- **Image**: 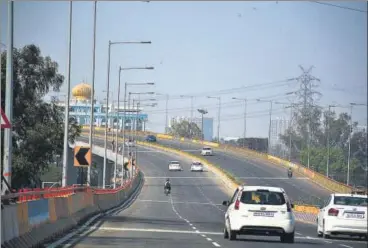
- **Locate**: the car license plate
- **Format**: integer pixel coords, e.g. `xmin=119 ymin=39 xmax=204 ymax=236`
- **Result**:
xmin=253 ymin=212 xmax=274 ymax=217
xmin=346 ymin=213 xmax=364 ymax=219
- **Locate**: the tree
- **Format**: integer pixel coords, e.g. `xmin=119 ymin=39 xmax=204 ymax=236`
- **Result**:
xmin=280 ymin=105 xmax=367 ymax=186
xmin=1 ymin=45 xmax=81 ymax=189
xmin=169 ymin=120 xmax=202 ymax=139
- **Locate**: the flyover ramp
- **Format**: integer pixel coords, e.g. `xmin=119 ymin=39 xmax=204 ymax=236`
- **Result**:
xmin=61 ymin=136 xmax=367 ymax=248
xmin=152 ymin=137 xmax=331 ymax=206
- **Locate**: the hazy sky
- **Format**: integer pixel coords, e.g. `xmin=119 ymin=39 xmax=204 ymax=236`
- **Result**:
xmin=1 ymin=1 xmax=367 ymax=138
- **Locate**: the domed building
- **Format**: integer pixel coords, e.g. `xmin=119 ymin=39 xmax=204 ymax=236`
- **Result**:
xmin=72 ymin=83 xmax=92 ymax=101
xmin=55 ymin=82 xmax=148 ymax=130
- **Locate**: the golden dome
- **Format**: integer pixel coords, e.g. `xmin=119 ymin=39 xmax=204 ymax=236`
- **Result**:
xmin=72 ymin=83 xmax=91 ymax=100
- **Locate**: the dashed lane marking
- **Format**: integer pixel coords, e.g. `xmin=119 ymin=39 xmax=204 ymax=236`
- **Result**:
xmin=168 ymin=194 xmax=222 ymax=247
xmin=90 ymin=227 xmax=223 ymax=235
xmin=138 ymin=199 xmax=223 ymax=206
xmin=339 ymin=245 xmax=353 ymax=248
xmin=212 ymin=242 xmax=221 ymax=247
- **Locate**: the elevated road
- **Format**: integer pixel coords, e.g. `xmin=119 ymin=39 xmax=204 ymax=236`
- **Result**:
xmin=54 ymin=136 xmax=366 ymax=248
xmin=150 ymin=138 xmax=332 ymax=205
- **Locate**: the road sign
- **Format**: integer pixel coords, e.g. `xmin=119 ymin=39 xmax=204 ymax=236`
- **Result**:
xmin=74 ymin=146 xmax=92 ymax=167
xmin=1 ymin=108 xmax=11 ymax=129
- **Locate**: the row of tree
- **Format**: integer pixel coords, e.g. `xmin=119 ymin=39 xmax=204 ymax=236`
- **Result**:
xmin=1 ymin=45 xmax=81 ymax=189
xmin=280 ymin=106 xmax=367 ymax=186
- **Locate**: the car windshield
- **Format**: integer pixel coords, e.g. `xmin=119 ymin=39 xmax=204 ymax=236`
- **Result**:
xmin=334 ymin=196 xmax=367 ymax=206
xmin=240 ymin=190 xmax=286 ymax=205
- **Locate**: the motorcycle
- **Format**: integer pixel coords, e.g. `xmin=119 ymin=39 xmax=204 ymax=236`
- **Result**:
xmin=164 ymin=187 xmax=171 ymax=196
xmin=287 ymin=171 xmax=293 ymax=178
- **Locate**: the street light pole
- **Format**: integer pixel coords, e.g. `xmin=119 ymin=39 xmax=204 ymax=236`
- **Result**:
xmin=62 ymin=1 xmax=73 ymax=187
xmin=232 ymin=97 xmax=247 ymax=147
xmin=326 ymin=104 xmax=334 ymax=178
xmin=102 ymin=41 xmax=112 ymax=189
xmin=103 ymin=41 xmax=151 ymax=189
xmin=113 ymin=67 xmax=122 ymax=189
xmin=347 ymin=102 xmax=367 ymax=185
xmin=88 ymin=0 xmax=97 ymax=186
xmin=3 ymin=0 xmax=14 ymax=192
xmin=207 ymin=96 xmax=221 ymax=142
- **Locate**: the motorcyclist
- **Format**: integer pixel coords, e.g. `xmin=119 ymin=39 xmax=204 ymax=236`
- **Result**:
xmin=287 ymin=167 xmax=293 ymax=177
xmin=164 ymin=178 xmax=171 ymax=193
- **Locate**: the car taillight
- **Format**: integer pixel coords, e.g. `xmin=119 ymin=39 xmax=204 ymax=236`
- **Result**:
xmin=234 ymin=199 xmax=240 ymax=210
xmin=328 ymin=208 xmax=339 ymax=216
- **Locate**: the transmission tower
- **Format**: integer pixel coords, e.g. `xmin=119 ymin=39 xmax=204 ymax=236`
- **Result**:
xmin=293 ymin=66 xmax=322 ymax=167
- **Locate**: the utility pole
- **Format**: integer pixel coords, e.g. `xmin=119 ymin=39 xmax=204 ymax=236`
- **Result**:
xmin=62 ymin=1 xmax=73 ymax=187
xmin=165 ymin=94 xmax=169 ymax=133
xmin=3 ymin=0 xmax=14 ymax=193
xmin=88 ymin=0 xmax=97 ymax=186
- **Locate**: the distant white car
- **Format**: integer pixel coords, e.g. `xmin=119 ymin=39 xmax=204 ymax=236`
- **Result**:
xmin=168 ymin=161 xmax=183 ymax=171
xmin=222 ymin=185 xmax=295 ymax=243
xmin=190 ymin=161 xmax=204 ymax=172
xmin=125 ymin=140 xmax=135 ymax=147
xmin=201 ymin=147 xmax=213 ymax=156
xmin=317 ymin=193 xmax=367 ymax=240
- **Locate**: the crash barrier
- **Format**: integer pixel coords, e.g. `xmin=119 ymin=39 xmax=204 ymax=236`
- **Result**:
xmin=1 ymin=169 xmax=143 ymax=248
xmin=81 ymin=127 xmax=354 ymax=194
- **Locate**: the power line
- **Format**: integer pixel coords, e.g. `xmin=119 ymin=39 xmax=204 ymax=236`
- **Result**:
xmin=144 ymin=93 xmax=294 ymax=115
xmin=310 ymin=1 xmax=367 ymax=13
xmin=148 ymin=78 xmax=296 ymax=101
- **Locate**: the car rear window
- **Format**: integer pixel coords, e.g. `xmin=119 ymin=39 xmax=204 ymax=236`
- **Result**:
xmin=334 ymin=196 xmax=367 ymax=206
xmin=193 ymin=162 xmax=202 ymax=165
xmin=240 ymin=190 xmax=286 ymax=205
xmin=203 ymin=148 xmax=211 ymax=150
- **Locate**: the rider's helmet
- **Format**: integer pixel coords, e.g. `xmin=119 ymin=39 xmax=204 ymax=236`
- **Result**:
xmin=166 ymin=178 xmax=170 ymax=182
xmin=288 ymin=167 xmax=292 ymax=171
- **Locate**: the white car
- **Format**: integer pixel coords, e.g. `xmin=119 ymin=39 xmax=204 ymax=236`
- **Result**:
xmin=201 ymin=147 xmax=213 ymax=156
xmin=190 ymin=161 xmax=204 ymax=172
xmin=222 ymin=185 xmax=295 ymax=243
xmin=168 ymin=161 xmax=183 ymax=171
xmin=317 ymin=193 xmax=367 ymax=239
xmin=125 ymin=140 xmax=135 ymax=147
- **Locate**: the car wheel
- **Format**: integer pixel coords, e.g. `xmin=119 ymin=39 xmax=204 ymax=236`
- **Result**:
xmin=316 ymin=218 xmax=323 ymax=237
xmin=280 ymin=232 xmax=294 ymax=243
xmin=226 ymin=219 xmax=236 ymax=240
xmin=223 ymin=227 xmax=229 ymax=239
xmin=322 ymin=221 xmax=330 ymax=239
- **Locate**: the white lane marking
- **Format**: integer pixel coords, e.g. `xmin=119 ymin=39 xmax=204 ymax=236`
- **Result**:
xmin=238 ymin=177 xmax=309 ymax=180
xmin=195 ymin=185 xmax=225 ymax=213
xmin=295 ymin=232 xmax=302 ymax=235
xmin=138 ymin=199 xmax=223 ymax=206
xmin=324 ymin=240 xmax=332 ymax=243
xmin=201 ymin=234 xmax=206 ymax=237
xmin=168 ymin=194 xmax=223 ymax=247
xmin=96 ymin=227 xmax=223 ymax=235
xmin=145 ymin=176 xmax=218 ymax=179
xmin=340 ymin=245 xmax=353 ymax=248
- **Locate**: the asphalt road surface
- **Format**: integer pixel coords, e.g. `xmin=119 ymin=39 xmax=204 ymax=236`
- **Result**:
xmin=55 ymin=137 xmax=367 ymax=248
xmin=148 ymin=137 xmax=332 ymax=205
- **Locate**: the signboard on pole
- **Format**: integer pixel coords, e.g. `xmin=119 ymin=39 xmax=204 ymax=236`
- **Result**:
xmin=1 ymin=108 xmax=11 ymax=129
xmin=74 ymin=146 xmax=92 ymax=167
